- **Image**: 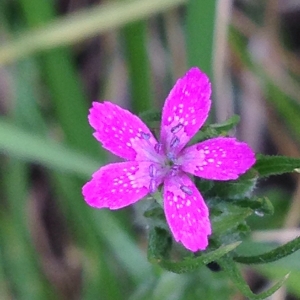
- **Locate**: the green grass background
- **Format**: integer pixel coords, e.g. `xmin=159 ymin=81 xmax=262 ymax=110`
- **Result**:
xmin=0 ymin=0 xmax=300 ymax=299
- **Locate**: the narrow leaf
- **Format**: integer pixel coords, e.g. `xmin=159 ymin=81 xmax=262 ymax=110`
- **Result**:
xmin=255 ymin=154 xmax=300 ymax=178
xmin=225 ymin=197 xmax=274 ymax=216
xmin=0 ymin=119 xmax=100 ymax=177
xmin=210 ymin=114 xmax=240 ymax=132
xmin=191 ymin=115 xmax=240 ymax=144
xmin=0 ymin=0 xmax=187 ymax=65
xmin=219 ymin=256 xmax=289 ymax=299
xmin=156 ymin=242 xmax=241 ymax=274
xmin=234 ymin=236 xmax=300 ymax=265
xmin=122 ymin=20 xmax=152 ymax=113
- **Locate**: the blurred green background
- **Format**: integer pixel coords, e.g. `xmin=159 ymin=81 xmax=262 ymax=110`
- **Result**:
xmin=1 ymin=0 xmax=300 ymax=299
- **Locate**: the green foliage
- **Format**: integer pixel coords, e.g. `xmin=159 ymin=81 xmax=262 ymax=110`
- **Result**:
xmin=186 ymin=0 xmax=217 ymax=79
xmin=140 ymin=106 xmax=300 ymax=299
xmin=0 ymin=119 xmax=100 ymax=177
xmin=218 ymin=256 xmax=288 ymax=300
xmin=255 ymin=155 xmax=300 ymax=178
xmin=122 ymin=20 xmax=153 ymax=113
xmin=234 ymin=236 xmax=300 ymax=265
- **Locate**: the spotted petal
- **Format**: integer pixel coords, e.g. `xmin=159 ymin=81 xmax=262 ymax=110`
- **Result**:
xmin=160 ymin=67 xmax=211 ymax=156
xmin=180 ymin=137 xmax=256 ymax=180
xmin=82 ymin=161 xmax=158 ymax=209
xmin=163 ymin=174 xmax=211 ymax=251
xmin=89 ymin=102 xmax=158 ymax=161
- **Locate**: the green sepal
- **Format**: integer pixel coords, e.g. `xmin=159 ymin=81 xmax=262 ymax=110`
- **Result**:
xmin=218 ymin=255 xmax=289 ymax=299
xmin=234 ymin=236 xmax=300 ymax=265
xmin=143 ymin=200 xmax=164 ymax=219
xmin=206 ymin=169 xmax=257 ymax=199
xmin=211 ymin=203 xmax=253 ymax=236
xmin=194 ymin=177 xmax=214 ymax=194
xmin=143 ymin=199 xmax=169 ymax=231
xmin=147 ymin=227 xmax=172 ymax=262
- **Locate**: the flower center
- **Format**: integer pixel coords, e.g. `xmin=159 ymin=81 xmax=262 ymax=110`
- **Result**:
xmin=143 ymin=122 xmax=190 ymax=194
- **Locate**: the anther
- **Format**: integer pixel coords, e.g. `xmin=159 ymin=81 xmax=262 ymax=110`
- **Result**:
xmin=171 ymin=164 xmax=180 ymax=172
xmin=149 ymin=164 xmax=157 ymax=177
xmin=171 ymin=123 xmax=183 ymax=134
xmin=154 ymin=143 xmax=162 ymax=153
xmin=170 ymin=136 xmax=180 ymax=149
xmin=149 ymin=179 xmax=156 ymax=193
xmin=141 ymin=132 xmax=150 ymax=140
xmin=170 ymin=164 xmax=180 ymax=176
xmin=180 ymin=185 xmax=193 ymax=195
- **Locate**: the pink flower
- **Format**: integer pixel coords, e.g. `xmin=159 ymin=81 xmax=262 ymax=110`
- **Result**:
xmin=82 ymin=67 xmax=256 ymax=252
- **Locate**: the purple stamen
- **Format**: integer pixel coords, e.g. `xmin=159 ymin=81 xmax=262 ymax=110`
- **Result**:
xmin=155 ymin=143 xmax=162 ymax=153
xmin=170 ymin=164 xmax=180 ymax=176
xmin=149 ymin=179 xmax=156 ymax=193
xmin=171 ymin=123 xmax=183 ymax=134
xmin=170 ymin=136 xmax=180 ymax=149
xmin=172 ymin=164 xmax=180 ymax=172
xmin=180 ymin=185 xmax=193 ymax=195
xmin=149 ymin=164 xmax=157 ymax=177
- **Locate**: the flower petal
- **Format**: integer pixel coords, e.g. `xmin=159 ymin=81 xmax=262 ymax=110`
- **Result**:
xmin=181 ymin=137 xmax=256 ymax=180
xmin=82 ymin=161 xmax=157 ymax=209
xmin=89 ymin=101 xmax=158 ymax=161
xmin=160 ymin=67 xmax=211 ymax=155
xmin=163 ymin=174 xmax=211 ymax=252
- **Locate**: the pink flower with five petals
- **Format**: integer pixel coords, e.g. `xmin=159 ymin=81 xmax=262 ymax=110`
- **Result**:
xmin=82 ymin=67 xmax=256 ymax=252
